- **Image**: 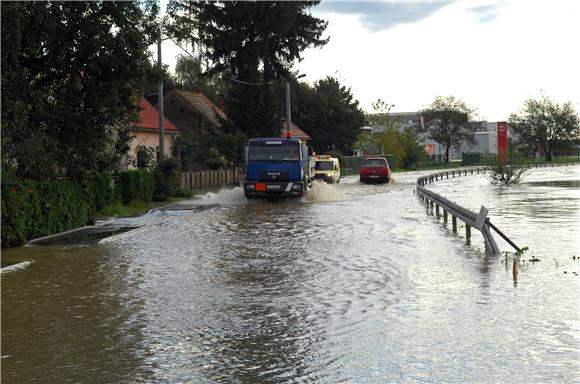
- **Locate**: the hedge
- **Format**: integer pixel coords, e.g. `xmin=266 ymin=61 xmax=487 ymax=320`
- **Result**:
xmin=1 ymin=169 xmax=155 ymax=249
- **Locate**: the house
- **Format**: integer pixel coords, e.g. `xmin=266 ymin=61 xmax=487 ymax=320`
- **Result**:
xmin=161 ymin=89 xmax=226 ymax=137
xmin=281 ymin=120 xmax=311 ymax=144
xmin=121 ymin=97 xmax=178 ymax=170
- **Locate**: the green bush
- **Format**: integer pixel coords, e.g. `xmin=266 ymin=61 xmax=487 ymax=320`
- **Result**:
xmin=1 ymin=168 xmax=157 ymax=248
xmin=153 ymin=159 xmax=180 ymax=201
xmin=118 ymin=170 xmax=154 ymax=204
xmin=1 ymin=172 xmax=95 ymax=248
xmin=173 ymin=188 xmax=193 ymax=198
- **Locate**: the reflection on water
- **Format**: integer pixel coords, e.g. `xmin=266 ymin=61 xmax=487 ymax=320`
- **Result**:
xmin=2 ymin=166 xmax=579 ymax=383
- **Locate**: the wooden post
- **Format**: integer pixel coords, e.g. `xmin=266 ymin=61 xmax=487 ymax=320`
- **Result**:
xmin=452 ymin=216 xmax=457 ymax=233
xmin=443 ymin=209 xmax=448 ymax=223
xmin=466 ymin=224 xmax=471 ymax=240
xmin=436 ymin=204 xmax=440 ymax=217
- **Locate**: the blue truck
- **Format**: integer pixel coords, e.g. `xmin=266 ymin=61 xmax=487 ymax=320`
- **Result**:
xmin=243 ymin=137 xmax=314 ymax=199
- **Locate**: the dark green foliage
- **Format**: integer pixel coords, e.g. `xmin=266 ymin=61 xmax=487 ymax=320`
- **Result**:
xmin=132 ymin=146 xmax=156 ymax=170
xmin=1 ymin=171 xmax=98 ymax=248
xmin=153 ymin=159 xmax=181 ymax=201
xmin=421 ymin=96 xmax=476 ymax=163
xmin=1 ymin=168 xmax=156 ymax=248
xmin=509 ymin=96 xmax=580 ymax=161
xmin=293 ymin=76 xmax=366 ymax=154
xmin=1 ymin=1 xmax=159 ymax=181
xmin=119 ymin=170 xmax=154 ymax=205
xmin=167 ymin=0 xmax=328 ymax=138
xmin=206 ymin=147 xmax=226 ymax=170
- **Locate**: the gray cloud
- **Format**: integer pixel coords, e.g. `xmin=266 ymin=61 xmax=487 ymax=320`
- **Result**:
xmin=316 ymin=1 xmax=454 ymax=32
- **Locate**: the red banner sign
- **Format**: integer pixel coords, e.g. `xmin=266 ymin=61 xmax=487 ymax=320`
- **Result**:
xmin=497 ymin=121 xmax=508 ymax=163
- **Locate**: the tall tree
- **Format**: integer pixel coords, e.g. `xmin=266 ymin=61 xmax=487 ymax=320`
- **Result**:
xmin=1 ymin=1 xmax=159 ymax=180
xmin=509 ymin=96 xmax=580 ymax=161
xmin=293 ymin=76 xmax=365 ymax=154
xmin=172 ymin=55 xmax=226 ymax=104
xmin=167 ymin=0 xmax=328 ymax=137
xmin=421 ymin=96 xmax=476 ymax=163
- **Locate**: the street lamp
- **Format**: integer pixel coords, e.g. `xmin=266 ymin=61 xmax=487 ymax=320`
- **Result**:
xmin=285 ymin=74 xmax=306 ymax=135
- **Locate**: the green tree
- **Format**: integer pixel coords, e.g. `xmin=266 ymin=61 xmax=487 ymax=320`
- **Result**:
xmin=173 ymin=54 xmax=226 ymax=104
xmin=293 ymin=76 xmax=365 ymax=154
xmin=1 ymin=1 xmax=159 ymax=181
xmin=167 ymin=0 xmax=328 ymax=137
xmin=509 ymin=96 xmax=580 ymax=161
xmin=421 ymin=96 xmax=476 ymax=163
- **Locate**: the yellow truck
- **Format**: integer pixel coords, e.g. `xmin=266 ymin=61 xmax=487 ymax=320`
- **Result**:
xmin=313 ymin=155 xmax=341 ymax=183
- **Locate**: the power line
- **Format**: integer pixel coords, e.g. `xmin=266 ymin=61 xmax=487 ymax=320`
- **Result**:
xmin=167 ymin=37 xmax=280 ymax=86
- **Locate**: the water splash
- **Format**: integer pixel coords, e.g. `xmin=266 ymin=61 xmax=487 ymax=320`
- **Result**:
xmin=305 ymin=180 xmax=348 ymax=202
xmin=200 ymin=187 xmax=247 ymax=204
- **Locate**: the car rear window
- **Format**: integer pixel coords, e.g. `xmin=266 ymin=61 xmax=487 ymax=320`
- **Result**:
xmin=363 ymin=158 xmax=387 ymax=166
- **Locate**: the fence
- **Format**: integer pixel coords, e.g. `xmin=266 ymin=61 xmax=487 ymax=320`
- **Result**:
xmin=415 ymin=167 xmax=521 ymax=255
xmin=179 ymin=167 xmax=243 ymax=190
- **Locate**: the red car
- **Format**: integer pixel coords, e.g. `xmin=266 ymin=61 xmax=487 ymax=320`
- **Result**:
xmin=359 ymin=157 xmax=391 ymax=183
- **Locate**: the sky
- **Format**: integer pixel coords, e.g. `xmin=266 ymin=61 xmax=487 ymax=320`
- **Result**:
xmin=157 ymin=0 xmax=580 ymax=122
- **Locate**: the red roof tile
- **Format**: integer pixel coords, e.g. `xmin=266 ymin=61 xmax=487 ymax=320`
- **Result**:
xmin=136 ymin=97 xmax=177 ymax=132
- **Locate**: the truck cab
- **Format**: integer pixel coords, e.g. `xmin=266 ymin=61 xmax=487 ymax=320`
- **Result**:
xmin=243 ymin=137 xmax=312 ymax=198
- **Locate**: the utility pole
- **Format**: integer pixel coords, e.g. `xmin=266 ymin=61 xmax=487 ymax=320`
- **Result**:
xmin=285 ymin=80 xmax=292 ymax=135
xmin=158 ymin=23 xmax=165 ymax=162
xmin=284 ymin=74 xmax=305 ymax=136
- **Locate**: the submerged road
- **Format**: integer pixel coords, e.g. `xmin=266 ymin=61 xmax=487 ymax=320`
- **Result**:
xmin=2 ymin=167 xmax=579 ymax=383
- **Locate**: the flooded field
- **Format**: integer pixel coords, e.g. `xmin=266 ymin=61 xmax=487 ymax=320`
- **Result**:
xmin=2 ymin=166 xmax=579 ymax=383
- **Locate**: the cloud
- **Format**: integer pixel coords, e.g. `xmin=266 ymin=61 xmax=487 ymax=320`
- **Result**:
xmin=316 ymin=1 xmax=454 ymax=32
xmin=467 ymin=2 xmax=503 ymax=23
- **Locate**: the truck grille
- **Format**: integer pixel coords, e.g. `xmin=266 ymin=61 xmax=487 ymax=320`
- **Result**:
xmin=258 ymin=171 xmax=290 ymax=181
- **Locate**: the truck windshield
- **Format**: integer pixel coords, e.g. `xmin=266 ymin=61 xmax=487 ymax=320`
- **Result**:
xmin=248 ymin=144 xmax=300 ymax=161
xmin=315 ymin=161 xmax=333 ymax=170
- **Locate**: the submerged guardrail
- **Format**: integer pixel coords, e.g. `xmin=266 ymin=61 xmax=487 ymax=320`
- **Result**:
xmin=415 ymin=167 xmax=520 ymax=255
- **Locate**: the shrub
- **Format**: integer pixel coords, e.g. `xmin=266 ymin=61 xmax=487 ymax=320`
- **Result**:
xmin=484 ymin=158 xmax=532 ymax=185
xmin=119 ymin=170 xmax=154 ymax=204
xmin=1 ymin=172 xmax=95 ymax=248
xmin=153 ymin=158 xmax=180 ymax=201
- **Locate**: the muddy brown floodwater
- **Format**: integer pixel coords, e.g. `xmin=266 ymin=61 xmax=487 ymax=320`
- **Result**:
xmin=2 ymin=166 xmax=579 ymax=383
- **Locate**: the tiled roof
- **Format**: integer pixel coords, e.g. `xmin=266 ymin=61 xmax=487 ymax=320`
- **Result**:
xmin=136 ymin=97 xmax=177 ymax=132
xmin=173 ymin=90 xmax=226 ymax=129
xmin=281 ymin=120 xmax=311 ymax=141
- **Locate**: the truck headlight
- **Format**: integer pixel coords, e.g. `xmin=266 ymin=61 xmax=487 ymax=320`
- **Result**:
xmin=246 ymin=184 xmax=255 ymax=190
xmin=292 ymin=183 xmax=302 ymax=191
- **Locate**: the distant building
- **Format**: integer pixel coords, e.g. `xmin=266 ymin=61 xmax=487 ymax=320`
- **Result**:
xmin=361 ymin=111 xmax=511 ymax=159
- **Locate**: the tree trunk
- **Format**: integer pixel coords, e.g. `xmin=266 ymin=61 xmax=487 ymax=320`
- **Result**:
xmin=444 ymin=142 xmax=451 ymax=163
xmin=542 ymin=142 xmax=552 ymax=161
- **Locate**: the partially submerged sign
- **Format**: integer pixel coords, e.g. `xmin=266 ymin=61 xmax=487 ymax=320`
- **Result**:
xmin=475 ymin=205 xmax=489 ymax=230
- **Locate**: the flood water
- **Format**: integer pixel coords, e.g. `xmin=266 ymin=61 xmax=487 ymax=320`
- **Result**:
xmin=2 ymin=166 xmax=579 ymax=383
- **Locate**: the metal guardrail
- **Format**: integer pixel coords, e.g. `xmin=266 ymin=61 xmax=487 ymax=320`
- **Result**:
xmin=416 ymin=167 xmax=514 ymax=255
